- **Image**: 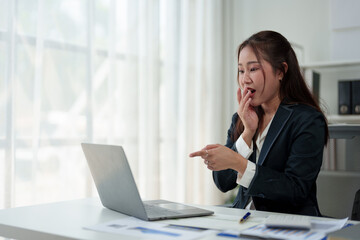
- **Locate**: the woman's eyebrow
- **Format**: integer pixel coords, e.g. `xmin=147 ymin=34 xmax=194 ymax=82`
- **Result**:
xmin=238 ymin=61 xmax=260 ymax=66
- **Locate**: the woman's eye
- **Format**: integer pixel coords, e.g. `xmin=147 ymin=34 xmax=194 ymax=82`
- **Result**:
xmin=238 ymin=70 xmax=244 ymax=74
xmin=250 ymin=67 xmax=258 ymax=72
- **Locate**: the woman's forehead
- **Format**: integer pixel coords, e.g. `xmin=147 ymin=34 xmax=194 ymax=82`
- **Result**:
xmin=238 ymin=47 xmax=261 ymax=65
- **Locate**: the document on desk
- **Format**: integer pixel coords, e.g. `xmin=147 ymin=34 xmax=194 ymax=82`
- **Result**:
xmin=163 ymin=213 xmax=263 ymax=231
xmin=220 ymin=217 xmax=348 ymax=240
xmin=84 ymin=216 xmax=217 ymax=240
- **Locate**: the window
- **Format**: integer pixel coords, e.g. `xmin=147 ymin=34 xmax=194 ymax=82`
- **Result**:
xmin=0 ymin=0 xmax=236 ymax=209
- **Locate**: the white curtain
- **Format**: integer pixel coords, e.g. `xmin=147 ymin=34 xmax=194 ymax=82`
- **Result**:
xmin=0 ymin=0 xmax=238 ymax=209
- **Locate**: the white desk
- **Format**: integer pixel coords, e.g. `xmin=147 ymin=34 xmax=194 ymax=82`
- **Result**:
xmin=0 ymin=198 xmax=355 ymax=240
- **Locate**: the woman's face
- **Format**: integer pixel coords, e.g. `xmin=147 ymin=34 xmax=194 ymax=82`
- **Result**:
xmin=238 ymin=46 xmax=282 ymax=108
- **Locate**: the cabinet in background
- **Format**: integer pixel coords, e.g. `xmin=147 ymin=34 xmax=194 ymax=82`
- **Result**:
xmin=302 ymin=60 xmax=360 ymax=218
xmin=302 ymin=59 xmax=360 ymax=123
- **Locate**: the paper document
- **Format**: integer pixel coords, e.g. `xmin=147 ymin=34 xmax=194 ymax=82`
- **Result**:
xmin=219 ymin=217 xmax=348 ymax=240
xmin=84 ymin=216 xmax=217 ymax=240
xmin=162 ymin=213 xmax=263 ymax=231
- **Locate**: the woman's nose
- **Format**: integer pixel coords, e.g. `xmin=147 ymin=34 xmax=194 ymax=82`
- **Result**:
xmin=241 ymin=72 xmax=251 ymax=84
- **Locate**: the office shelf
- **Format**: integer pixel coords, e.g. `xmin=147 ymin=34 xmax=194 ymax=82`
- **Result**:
xmin=329 ymin=124 xmax=360 ymax=139
xmin=301 ymin=60 xmax=360 ymax=173
xmin=327 ymin=115 xmax=360 ymax=124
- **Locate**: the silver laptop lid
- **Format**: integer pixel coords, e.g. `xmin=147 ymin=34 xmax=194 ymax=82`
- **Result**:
xmin=81 ymin=143 xmax=148 ymax=220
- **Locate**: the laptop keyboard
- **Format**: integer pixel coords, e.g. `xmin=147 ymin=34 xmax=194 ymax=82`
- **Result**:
xmin=144 ymin=203 xmax=181 ymax=218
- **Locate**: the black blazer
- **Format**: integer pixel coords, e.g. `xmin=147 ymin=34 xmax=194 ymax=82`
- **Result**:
xmin=213 ymin=103 xmax=326 ymax=216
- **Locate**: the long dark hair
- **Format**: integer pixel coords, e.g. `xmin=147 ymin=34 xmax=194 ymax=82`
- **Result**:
xmin=233 ymin=30 xmax=328 ymax=144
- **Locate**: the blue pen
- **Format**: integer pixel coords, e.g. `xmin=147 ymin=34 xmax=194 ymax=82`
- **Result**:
xmin=239 ymin=212 xmax=251 ymax=223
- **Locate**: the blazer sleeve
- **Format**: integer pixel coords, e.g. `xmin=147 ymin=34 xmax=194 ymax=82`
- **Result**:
xmin=246 ymin=110 xmax=326 ymax=206
xmin=212 ymin=113 xmax=239 ymax=192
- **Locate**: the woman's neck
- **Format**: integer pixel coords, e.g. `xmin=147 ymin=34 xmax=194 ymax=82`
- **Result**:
xmin=261 ymin=97 xmax=281 ymax=117
xmin=258 ymin=97 xmax=280 ymax=135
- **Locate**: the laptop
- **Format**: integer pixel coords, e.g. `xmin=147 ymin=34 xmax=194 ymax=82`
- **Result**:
xmin=81 ymin=143 xmax=214 ymax=221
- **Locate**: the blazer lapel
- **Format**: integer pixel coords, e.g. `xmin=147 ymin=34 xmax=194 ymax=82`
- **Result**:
xmin=257 ymin=104 xmax=293 ymax=166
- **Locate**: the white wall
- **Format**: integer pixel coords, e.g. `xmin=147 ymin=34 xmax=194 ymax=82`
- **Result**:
xmin=234 ymin=0 xmax=360 ymax=62
xmin=228 ymin=0 xmax=360 ymax=116
xmin=232 ymin=0 xmax=360 ymax=116
xmin=331 ymin=0 xmax=360 ymax=60
xmin=235 ymin=0 xmax=332 ymax=63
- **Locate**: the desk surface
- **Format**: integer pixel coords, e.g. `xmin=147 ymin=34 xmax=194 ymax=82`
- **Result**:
xmin=0 ymin=198 xmax=356 ymax=240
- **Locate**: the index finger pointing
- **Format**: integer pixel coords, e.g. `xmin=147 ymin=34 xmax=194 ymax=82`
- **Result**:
xmin=189 ymin=150 xmax=206 ymax=158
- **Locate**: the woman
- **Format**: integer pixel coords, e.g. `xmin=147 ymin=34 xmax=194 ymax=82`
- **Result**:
xmin=189 ymin=30 xmax=328 ymax=216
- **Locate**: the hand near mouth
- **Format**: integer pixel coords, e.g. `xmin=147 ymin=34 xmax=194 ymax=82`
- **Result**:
xmin=237 ymin=87 xmax=259 ymax=145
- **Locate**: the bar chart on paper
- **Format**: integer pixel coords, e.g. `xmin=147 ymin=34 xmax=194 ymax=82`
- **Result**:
xmin=219 ymin=217 xmax=348 ymax=240
xmin=240 ymin=225 xmax=324 ymax=240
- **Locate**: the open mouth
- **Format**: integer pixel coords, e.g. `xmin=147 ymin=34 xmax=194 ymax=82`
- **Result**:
xmin=248 ymin=88 xmax=256 ymax=94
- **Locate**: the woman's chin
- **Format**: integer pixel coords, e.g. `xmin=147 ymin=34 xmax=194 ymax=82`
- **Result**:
xmin=250 ymin=101 xmax=260 ymax=107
